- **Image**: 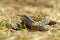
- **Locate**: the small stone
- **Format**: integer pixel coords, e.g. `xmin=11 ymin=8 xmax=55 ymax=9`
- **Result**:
xmin=39 ymin=19 xmax=49 ymax=26
xmin=6 ymin=23 xmax=21 ymax=30
xmin=39 ymin=25 xmax=51 ymax=31
xmin=32 ymin=23 xmax=51 ymax=31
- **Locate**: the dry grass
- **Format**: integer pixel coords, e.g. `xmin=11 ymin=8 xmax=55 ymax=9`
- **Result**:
xmin=0 ymin=0 xmax=60 ymax=40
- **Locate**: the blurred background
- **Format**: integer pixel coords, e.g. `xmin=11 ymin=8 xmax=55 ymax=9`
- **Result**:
xmin=0 ymin=0 xmax=60 ymax=40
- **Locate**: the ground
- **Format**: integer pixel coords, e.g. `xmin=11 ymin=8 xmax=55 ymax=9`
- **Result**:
xmin=0 ymin=0 xmax=60 ymax=40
